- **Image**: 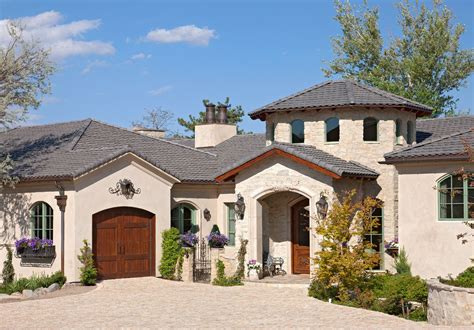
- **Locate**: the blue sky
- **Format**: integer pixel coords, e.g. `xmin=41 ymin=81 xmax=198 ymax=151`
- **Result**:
xmin=1 ymin=0 xmax=473 ymax=135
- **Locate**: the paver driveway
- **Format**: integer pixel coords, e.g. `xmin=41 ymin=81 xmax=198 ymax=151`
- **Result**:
xmin=0 ymin=277 xmax=428 ymax=328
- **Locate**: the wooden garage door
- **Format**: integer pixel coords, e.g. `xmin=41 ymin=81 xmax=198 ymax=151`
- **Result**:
xmin=93 ymin=207 xmax=155 ymax=279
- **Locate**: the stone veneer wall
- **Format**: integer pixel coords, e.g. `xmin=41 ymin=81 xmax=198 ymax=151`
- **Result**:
xmin=266 ymin=107 xmax=416 ymax=268
xmin=427 ymin=279 xmax=474 ymax=326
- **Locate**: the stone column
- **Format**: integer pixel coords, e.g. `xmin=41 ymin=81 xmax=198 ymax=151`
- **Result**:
xmin=181 ymin=248 xmax=194 ymax=283
xmin=210 ymin=248 xmax=224 ymax=283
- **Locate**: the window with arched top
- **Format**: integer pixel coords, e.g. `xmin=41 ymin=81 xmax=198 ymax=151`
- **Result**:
xmin=407 ymin=121 xmax=414 ymax=144
xmin=395 ymin=119 xmax=403 ymax=145
xmin=325 ymin=117 xmax=340 ymax=142
xmin=171 ymin=204 xmax=197 ymax=234
xmin=363 ymin=117 xmax=378 ymax=141
xmin=30 ymin=202 xmax=53 ymax=240
xmin=438 ymin=174 xmax=473 ymax=220
xmin=291 ymin=120 xmax=305 ymax=143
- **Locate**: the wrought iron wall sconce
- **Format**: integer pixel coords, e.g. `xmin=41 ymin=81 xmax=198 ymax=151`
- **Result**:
xmin=234 ymin=193 xmax=246 ymax=220
xmin=109 ymin=179 xmax=141 ymax=199
xmin=203 ymin=208 xmax=211 ymax=221
xmin=316 ymin=192 xmax=328 ymax=219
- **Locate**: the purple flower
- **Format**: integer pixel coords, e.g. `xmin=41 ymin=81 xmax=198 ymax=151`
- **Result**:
xmin=14 ymin=237 xmax=54 ymax=252
xmin=206 ymin=232 xmax=229 ymax=248
xmin=180 ymin=232 xmax=198 ymax=247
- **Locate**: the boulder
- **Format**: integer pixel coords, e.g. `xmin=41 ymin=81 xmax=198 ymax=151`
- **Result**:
xmin=11 ymin=292 xmax=22 ymax=297
xmin=47 ymin=283 xmax=60 ymax=293
xmin=0 ymin=293 xmax=10 ymax=301
xmin=22 ymin=289 xmax=35 ymax=298
xmin=34 ymin=287 xmax=48 ymax=296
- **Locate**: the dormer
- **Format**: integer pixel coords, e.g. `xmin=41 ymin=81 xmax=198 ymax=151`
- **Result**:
xmin=251 ymin=80 xmax=432 ymax=155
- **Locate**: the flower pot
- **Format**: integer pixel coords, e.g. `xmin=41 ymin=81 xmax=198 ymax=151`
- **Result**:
xmin=247 ymin=268 xmax=262 ymax=281
xmin=17 ymin=246 xmax=56 ymax=258
xmin=385 ymin=247 xmax=399 ymax=258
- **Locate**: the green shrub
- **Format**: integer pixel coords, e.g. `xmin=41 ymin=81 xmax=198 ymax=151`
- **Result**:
xmin=210 ymin=225 xmax=221 ymax=234
xmin=308 ymin=279 xmax=339 ymax=301
xmin=77 ymin=239 xmax=97 ymax=286
xmin=0 ymin=271 xmax=66 ymax=294
xmin=2 ymin=245 xmax=15 ymax=285
xmin=369 ymin=274 xmax=427 ymax=304
xmin=394 ymin=248 xmax=411 ymax=275
xmin=440 ymin=266 xmax=474 ymax=288
xmin=408 ymin=307 xmax=427 ymax=321
xmin=212 ymin=260 xmax=242 ymax=286
xmin=159 ymin=228 xmax=182 ymax=280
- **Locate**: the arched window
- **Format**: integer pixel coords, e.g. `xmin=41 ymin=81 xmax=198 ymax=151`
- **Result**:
xmin=171 ymin=204 xmax=197 ymax=234
xmin=268 ymin=122 xmax=275 ymax=142
xmin=438 ymin=174 xmax=473 ymax=220
xmin=325 ymin=117 xmax=340 ymax=142
xmin=291 ymin=120 xmax=305 ymax=143
xmin=407 ymin=121 xmax=414 ymax=144
xmin=395 ymin=119 xmax=402 ymax=145
xmin=364 ymin=206 xmax=383 ymax=270
xmin=30 ymin=202 xmax=53 ymax=240
xmin=363 ymin=117 xmax=378 ymax=141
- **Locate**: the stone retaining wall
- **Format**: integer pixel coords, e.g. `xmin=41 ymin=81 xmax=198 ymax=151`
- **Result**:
xmin=427 ymin=279 xmax=474 ymax=326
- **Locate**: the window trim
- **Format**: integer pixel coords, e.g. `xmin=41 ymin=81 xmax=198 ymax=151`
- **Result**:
xmin=226 ymin=203 xmax=236 ymax=246
xmin=290 ymin=119 xmax=305 ymax=144
xmin=30 ymin=202 xmax=53 ymax=240
xmin=325 ymin=117 xmax=340 ymax=143
xmin=437 ymin=174 xmax=473 ymax=221
xmin=171 ymin=203 xmax=197 ymax=234
xmin=363 ymin=117 xmax=379 ymax=142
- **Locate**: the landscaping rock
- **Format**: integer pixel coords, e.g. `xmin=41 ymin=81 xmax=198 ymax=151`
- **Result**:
xmin=11 ymin=292 xmax=22 ymax=297
xmin=47 ymin=283 xmax=60 ymax=293
xmin=34 ymin=288 xmax=48 ymax=296
xmin=0 ymin=294 xmax=10 ymax=301
xmin=22 ymin=289 xmax=35 ymax=299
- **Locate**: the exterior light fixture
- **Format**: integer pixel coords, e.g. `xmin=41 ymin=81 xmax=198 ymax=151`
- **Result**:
xmin=109 ymin=179 xmax=141 ymax=199
xmin=316 ymin=192 xmax=328 ymax=219
xmin=203 ymin=208 xmax=211 ymax=221
xmin=234 ymin=193 xmax=246 ymax=220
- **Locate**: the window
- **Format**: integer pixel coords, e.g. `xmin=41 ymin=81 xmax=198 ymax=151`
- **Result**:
xmin=395 ymin=119 xmax=402 ymax=145
xmin=363 ymin=117 xmax=378 ymax=141
xmin=171 ymin=204 xmax=197 ymax=234
xmin=226 ymin=203 xmax=236 ymax=246
xmin=407 ymin=121 xmax=414 ymax=144
xmin=325 ymin=117 xmax=340 ymax=142
xmin=268 ymin=122 xmax=275 ymax=142
xmin=291 ymin=120 xmax=305 ymax=143
xmin=364 ymin=207 xmax=383 ymax=270
xmin=438 ymin=174 xmax=474 ymax=220
xmin=30 ymin=202 xmax=53 ymax=240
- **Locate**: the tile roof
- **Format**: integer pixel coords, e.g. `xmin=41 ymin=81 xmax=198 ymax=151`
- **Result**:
xmin=249 ymin=80 xmax=433 ymax=120
xmin=416 ymin=116 xmax=474 ymax=143
xmin=384 ymin=128 xmax=474 ymax=163
xmin=217 ymin=142 xmax=379 ymax=180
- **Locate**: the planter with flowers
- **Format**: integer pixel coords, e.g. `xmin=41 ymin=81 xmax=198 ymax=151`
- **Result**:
xmin=247 ymin=259 xmax=262 ymax=280
xmin=384 ymin=239 xmax=399 ymax=258
xmin=180 ymin=231 xmax=199 ymax=248
xmin=15 ymin=237 xmax=56 ymax=259
xmin=207 ymin=232 xmax=229 ymax=249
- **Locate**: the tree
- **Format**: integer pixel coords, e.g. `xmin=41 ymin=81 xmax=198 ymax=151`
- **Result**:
xmin=1 ymin=244 xmax=15 ymax=285
xmin=324 ymin=0 xmax=474 ymax=117
xmin=77 ymin=239 xmax=97 ymax=286
xmin=132 ymin=107 xmax=175 ymax=131
xmin=0 ymin=21 xmax=55 ymax=188
xmin=177 ymin=97 xmax=246 ymax=136
xmin=312 ymin=190 xmax=382 ymax=301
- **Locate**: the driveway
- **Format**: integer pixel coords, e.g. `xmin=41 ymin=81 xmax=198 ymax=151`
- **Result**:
xmin=0 ymin=277 xmax=427 ymax=328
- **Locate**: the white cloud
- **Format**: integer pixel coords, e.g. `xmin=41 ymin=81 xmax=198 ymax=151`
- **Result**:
xmin=131 ymin=52 xmax=152 ymax=60
xmin=145 ymin=25 xmax=215 ymax=46
xmin=148 ymin=85 xmax=173 ymax=96
xmin=0 ymin=11 xmax=115 ymax=59
xmin=81 ymin=60 xmax=109 ymax=75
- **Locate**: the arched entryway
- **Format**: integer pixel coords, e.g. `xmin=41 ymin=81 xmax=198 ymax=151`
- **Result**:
xmin=259 ymin=191 xmax=310 ymax=275
xmin=92 ymin=207 xmax=155 ymax=279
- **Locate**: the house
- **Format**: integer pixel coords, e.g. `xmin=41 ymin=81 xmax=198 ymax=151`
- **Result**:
xmin=0 ymin=80 xmax=472 ymax=282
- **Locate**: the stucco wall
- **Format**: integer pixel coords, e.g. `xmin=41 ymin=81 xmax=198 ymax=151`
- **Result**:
xmin=397 ymin=162 xmax=474 ymax=279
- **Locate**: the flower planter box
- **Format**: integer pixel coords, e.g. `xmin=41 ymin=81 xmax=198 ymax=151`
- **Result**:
xmin=16 ymin=246 xmax=56 ymax=259
xmin=385 ymin=247 xmax=399 ymax=258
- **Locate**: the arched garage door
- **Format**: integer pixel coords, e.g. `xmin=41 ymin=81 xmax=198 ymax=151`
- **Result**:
xmin=93 ymin=207 xmax=155 ymax=279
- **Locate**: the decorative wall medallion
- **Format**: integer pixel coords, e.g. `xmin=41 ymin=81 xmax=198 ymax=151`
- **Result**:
xmin=109 ymin=179 xmax=141 ymax=199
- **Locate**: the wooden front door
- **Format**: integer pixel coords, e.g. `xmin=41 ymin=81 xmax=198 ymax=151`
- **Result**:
xmin=93 ymin=207 xmax=155 ymax=279
xmin=292 ymin=199 xmax=310 ymax=274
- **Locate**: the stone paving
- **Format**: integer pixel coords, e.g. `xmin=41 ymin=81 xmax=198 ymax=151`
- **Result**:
xmin=0 ymin=277 xmax=430 ymax=328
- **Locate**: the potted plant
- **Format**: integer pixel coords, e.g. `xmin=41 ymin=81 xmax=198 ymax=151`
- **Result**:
xmin=206 ymin=232 xmax=229 ymax=248
xmin=384 ymin=239 xmax=399 ymax=258
xmin=180 ymin=231 xmax=198 ymax=248
xmin=15 ymin=237 xmax=55 ymax=258
xmin=247 ymin=259 xmax=262 ymax=280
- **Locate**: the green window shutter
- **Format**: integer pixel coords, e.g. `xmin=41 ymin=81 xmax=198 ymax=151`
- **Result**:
xmin=227 ymin=203 xmax=236 ymax=246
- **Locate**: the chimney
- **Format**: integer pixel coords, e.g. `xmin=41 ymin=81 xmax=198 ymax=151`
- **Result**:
xmin=132 ymin=126 xmax=166 ymax=139
xmin=195 ymin=102 xmax=236 ymax=148
xmin=205 ymin=103 xmax=216 ymax=123
xmin=217 ymin=104 xmax=228 ymax=124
